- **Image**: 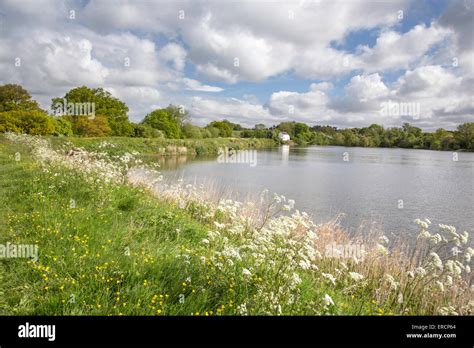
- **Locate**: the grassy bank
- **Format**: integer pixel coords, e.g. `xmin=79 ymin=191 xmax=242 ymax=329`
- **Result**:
xmin=0 ymin=133 xmax=472 ymax=315
xmin=48 ymin=136 xmax=276 ymax=157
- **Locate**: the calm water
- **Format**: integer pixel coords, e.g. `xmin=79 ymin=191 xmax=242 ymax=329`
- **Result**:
xmin=156 ymin=146 xmax=474 ymax=241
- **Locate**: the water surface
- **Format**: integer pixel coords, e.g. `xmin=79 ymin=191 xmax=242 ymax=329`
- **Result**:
xmin=157 ymin=146 xmax=474 ymax=241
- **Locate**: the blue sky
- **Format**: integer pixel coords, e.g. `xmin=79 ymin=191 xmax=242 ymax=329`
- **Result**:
xmin=0 ymin=0 xmax=472 ymax=129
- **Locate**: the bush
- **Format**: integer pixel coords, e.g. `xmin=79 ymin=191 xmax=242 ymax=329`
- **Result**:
xmin=182 ymin=124 xmax=203 ymax=139
xmin=206 ymin=126 xmax=220 ymax=138
xmin=133 ymin=124 xmax=164 ymax=138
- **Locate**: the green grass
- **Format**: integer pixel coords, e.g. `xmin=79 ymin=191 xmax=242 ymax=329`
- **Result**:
xmin=0 ymin=138 xmax=223 ymax=315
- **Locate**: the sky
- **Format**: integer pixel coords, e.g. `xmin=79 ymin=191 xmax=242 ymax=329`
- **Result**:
xmin=0 ymin=0 xmax=473 ymax=130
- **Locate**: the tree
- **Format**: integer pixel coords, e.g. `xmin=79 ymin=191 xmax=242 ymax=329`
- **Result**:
xmin=206 ymin=121 xmax=232 ymax=137
xmin=142 ymin=108 xmax=181 ymax=139
xmin=0 ymin=112 xmax=21 ymax=133
xmin=222 ymin=119 xmax=242 ymax=131
xmin=0 ymin=110 xmax=55 ymax=135
xmin=52 ymin=116 xmax=73 ymax=136
xmin=51 ymin=86 xmax=133 ymax=136
xmin=360 ymin=124 xmax=384 ymax=147
xmin=456 ymin=122 xmax=474 ymax=150
xmin=164 ymin=104 xmax=190 ymax=130
xmin=73 ymin=116 xmax=112 ymax=137
xmin=0 ymin=84 xmax=43 ymax=112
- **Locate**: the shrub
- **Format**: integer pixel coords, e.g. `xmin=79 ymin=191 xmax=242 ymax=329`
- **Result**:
xmin=182 ymin=124 xmax=203 ymax=139
xmin=133 ymin=124 xmax=164 ymax=138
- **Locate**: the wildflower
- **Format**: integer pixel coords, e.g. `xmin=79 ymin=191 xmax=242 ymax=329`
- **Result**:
xmin=445 ymin=260 xmax=454 ymax=273
xmin=429 ymin=233 xmax=442 ymax=244
xmin=439 ymin=306 xmax=458 ymax=316
xmin=436 ymin=281 xmax=445 ymax=292
xmin=237 ymin=303 xmax=248 ymax=315
xmin=298 ymin=259 xmax=311 ymax=270
xmin=417 ymin=229 xmax=431 ymax=240
xmin=453 ymin=261 xmax=463 ymax=276
xmin=291 ymin=273 xmax=302 ymax=285
xmin=415 ymin=218 xmax=430 ymax=230
xmin=214 ymin=221 xmax=226 ymax=229
xmin=322 ymin=273 xmax=336 ymax=286
xmin=439 ymin=224 xmax=458 ymax=237
xmin=460 ymin=231 xmax=469 ymax=244
xmin=349 ymin=272 xmax=364 ymax=282
xmin=384 ymin=274 xmax=399 ymax=291
xmin=464 ymin=247 xmax=473 ymax=262
xmin=445 ymin=260 xmax=462 ymax=276
xmin=201 ymin=239 xmax=210 ymax=245
xmin=445 ymin=275 xmax=453 ymax=286
xmin=242 ymin=268 xmax=252 ymax=277
xmin=415 ymin=267 xmax=426 ymax=277
xmin=429 ymin=252 xmax=443 ymax=271
xmin=323 ymin=294 xmax=334 ymax=307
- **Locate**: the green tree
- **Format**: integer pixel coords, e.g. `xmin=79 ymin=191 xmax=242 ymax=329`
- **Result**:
xmin=52 ymin=86 xmax=133 ymax=136
xmin=52 ymin=116 xmax=73 ymax=136
xmin=206 ymin=121 xmax=232 ymax=137
xmin=456 ymin=122 xmax=474 ymax=150
xmin=164 ymin=104 xmax=190 ymax=128
xmin=221 ymin=119 xmax=243 ymax=131
xmin=142 ymin=109 xmax=181 ymax=139
xmin=73 ymin=115 xmax=112 ymax=137
xmin=0 ymin=110 xmax=55 ymax=135
xmin=0 ymin=84 xmax=43 ymax=112
xmin=0 ymin=112 xmax=21 ymax=133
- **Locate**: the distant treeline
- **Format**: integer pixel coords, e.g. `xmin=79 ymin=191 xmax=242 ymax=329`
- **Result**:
xmin=0 ymin=84 xmax=473 ymax=151
xmin=240 ymin=122 xmax=474 ymax=151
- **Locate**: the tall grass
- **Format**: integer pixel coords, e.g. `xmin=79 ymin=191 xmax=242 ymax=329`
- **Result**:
xmin=48 ymin=136 xmax=276 ymax=157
